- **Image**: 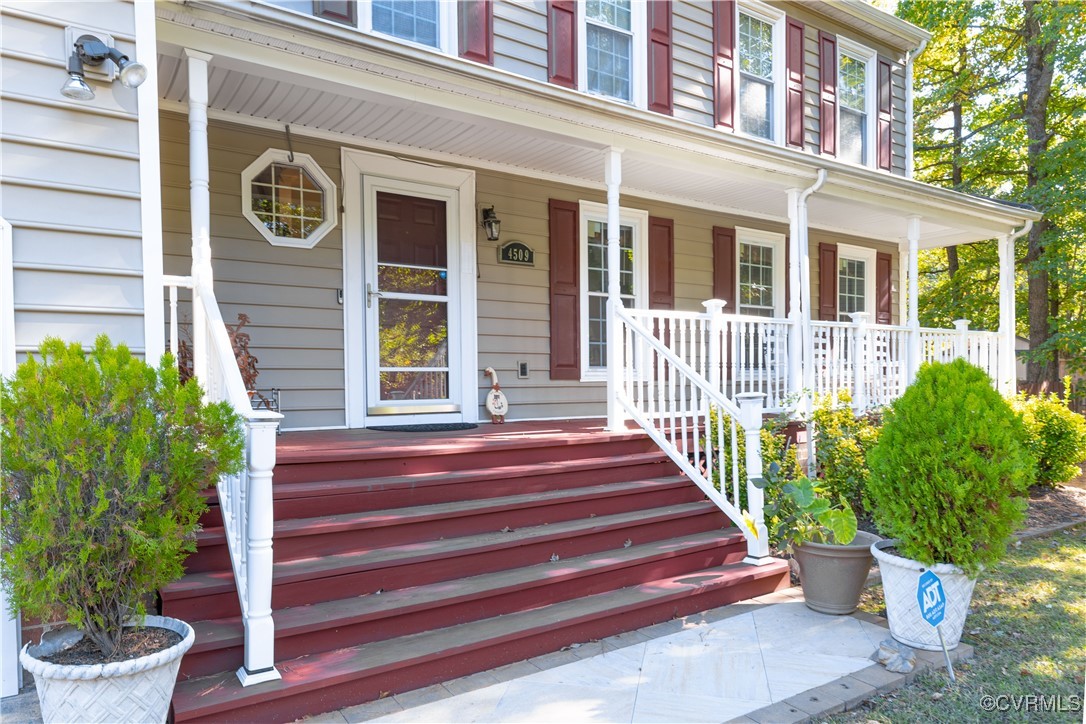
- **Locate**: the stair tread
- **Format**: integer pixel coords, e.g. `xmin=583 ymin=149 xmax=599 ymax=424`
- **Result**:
xmin=187 ymin=528 xmax=745 ymax=652
xmin=269 ymin=451 xmax=671 ymax=500
xmin=167 ymin=501 xmax=723 ymax=599
xmin=198 ymin=476 xmax=691 ymax=543
xmin=172 ymin=559 xmax=789 ymax=719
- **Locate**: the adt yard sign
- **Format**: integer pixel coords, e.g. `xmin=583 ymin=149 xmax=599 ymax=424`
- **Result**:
xmin=917 ymin=570 xmax=946 ymax=628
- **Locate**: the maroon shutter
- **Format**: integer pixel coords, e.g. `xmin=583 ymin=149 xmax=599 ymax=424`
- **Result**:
xmin=818 ymin=242 xmax=838 ymax=321
xmin=548 ymin=1 xmax=577 ymax=89
xmin=647 ymin=1 xmax=673 ymax=115
xmin=314 ymin=1 xmax=355 ymax=25
xmin=785 ymin=17 xmax=805 ymax=148
xmin=819 ymin=31 xmax=837 ymax=156
xmin=648 ymin=217 xmax=675 ymax=309
xmin=713 ymin=0 xmax=736 ymax=131
xmin=549 ymin=199 xmax=580 ymax=379
xmin=713 ymin=226 xmax=737 ymax=309
xmin=877 ymin=57 xmax=893 ymax=171
xmin=459 ymin=0 xmax=493 ymax=65
xmin=876 ymin=251 xmax=893 ymax=324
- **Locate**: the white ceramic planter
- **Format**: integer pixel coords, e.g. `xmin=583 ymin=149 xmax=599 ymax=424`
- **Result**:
xmin=20 ymin=615 xmax=194 ymax=724
xmin=871 ymin=539 xmax=976 ymax=651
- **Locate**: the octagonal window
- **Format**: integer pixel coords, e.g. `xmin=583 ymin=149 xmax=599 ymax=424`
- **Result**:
xmin=242 ymin=149 xmax=337 ymax=248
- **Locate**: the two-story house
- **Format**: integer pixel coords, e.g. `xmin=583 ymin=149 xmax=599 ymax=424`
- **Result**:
xmin=1 ymin=1 xmax=1039 ymax=719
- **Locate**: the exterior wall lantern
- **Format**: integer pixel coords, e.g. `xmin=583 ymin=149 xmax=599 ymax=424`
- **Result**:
xmin=61 ymin=34 xmax=147 ymax=101
xmin=481 ymin=207 xmax=501 ymax=241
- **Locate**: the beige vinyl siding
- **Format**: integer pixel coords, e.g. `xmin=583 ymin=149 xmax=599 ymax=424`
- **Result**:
xmin=803 ymin=23 xmax=821 ymax=155
xmin=159 ymin=113 xmax=346 ymax=430
xmin=493 ymin=1 xmax=548 ymax=83
xmin=672 ymin=1 xmax=715 ymax=127
xmin=809 ymin=231 xmax=900 ymax=325
xmin=891 ymin=61 xmax=907 ymax=176
xmin=1 ymin=2 xmax=145 ymax=355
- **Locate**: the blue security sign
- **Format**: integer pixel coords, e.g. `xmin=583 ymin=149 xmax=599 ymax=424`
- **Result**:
xmin=917 ymin=570 xmax=946 ymax=628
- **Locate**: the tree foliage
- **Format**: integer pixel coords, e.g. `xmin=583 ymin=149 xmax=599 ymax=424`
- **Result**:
xmin=898 ymin=0 xmax=1086 ymax=396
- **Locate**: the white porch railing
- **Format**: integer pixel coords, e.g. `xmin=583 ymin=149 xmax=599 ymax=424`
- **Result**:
xmin=615 ymin=305 xmax=771 ymax=562
xmin=920 ymin=321 xmax=1000 ymax=383
xmin=164 ymin=275 xmax=283 ymax=686
xmin=810 ymin=316 xmax=911 ymax=410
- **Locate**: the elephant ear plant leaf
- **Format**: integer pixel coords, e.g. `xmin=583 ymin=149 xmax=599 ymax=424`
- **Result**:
xmin=0 ymin=336 xmax=244 ymax=659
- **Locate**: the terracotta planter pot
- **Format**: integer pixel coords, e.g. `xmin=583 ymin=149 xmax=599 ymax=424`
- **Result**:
xmin=871 ymin=539 xmax=976 ymax=651
xmin=794 ymin=530 xmax=881 ymax=615
xmin=20 ymin=615 xmax=194 ymax=724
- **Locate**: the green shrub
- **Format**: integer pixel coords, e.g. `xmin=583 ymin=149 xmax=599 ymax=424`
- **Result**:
xmin=811 ymin=391 xmax=881 ymax=515
xmin=1 ymin=336 xmax=244 ymax=658
xmin=1011 ymin=392 xmax=1086 ymax=487
xmin=707 ymin=407 xmax=801 ymax=511
xmin=866 ymin=359 xmax=1034 ymax=577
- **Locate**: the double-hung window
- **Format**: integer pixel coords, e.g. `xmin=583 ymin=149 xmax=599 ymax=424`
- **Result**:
xmin=838 ymin=40 xmax=877 ymax=166
xmin=736 ymin=2 xmax=783 ymax=141
xmin=581 ymin=0 xmax=645 ymax=106
xmin=580 ymin=201 xmax=648 ymax=380
xmin=263 ymin=1 xmax=455 ymax=53
xmin=736 ymin=228 xmax=785 ymax=317
xmin=836 ymin=244 xmax=876 ymax=322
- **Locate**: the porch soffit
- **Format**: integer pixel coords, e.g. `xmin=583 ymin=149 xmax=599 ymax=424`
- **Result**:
xmin=155 ymin=9 xmax=1034 ymax=250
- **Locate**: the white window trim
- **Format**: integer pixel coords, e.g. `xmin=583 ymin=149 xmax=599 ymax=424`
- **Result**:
xmin=579 ymin=200 xmax=649 ymax=381
xmin=736 ymin=0 xmax=786 ymax=145
xmin=837 ymin=243 xmax=877 ymax=320
xmin=241 ymin=149 xmax=338 ymax=249
xmin=360 ymin=0 xmax=457 ymax=55
xmin=837 ymin=37 xmax=878 ymax=169
xmin=735 ymin=227 xmax=786 ymax=318
xmin=577 ymin=0 xmax=648 ymax=108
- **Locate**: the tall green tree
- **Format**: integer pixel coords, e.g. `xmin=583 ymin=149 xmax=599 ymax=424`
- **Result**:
xmin=898 ymin=0 xmax=1086 ymax=396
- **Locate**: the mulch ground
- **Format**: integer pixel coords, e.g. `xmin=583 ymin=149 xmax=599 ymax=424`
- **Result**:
xmin=41 ymin=627 xmax=182 ymax=666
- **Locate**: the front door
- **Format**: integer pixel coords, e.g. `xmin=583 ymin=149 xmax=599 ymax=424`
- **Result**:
xmin=364 ymin=181 xmax=461 ymax=418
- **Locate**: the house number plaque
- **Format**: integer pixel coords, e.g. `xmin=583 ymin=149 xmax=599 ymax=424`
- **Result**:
xmin=499 ymin=241 xmax=534 ymax=266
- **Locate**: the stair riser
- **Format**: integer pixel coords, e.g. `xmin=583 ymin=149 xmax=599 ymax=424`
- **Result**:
xmin=178 ymin=542 xmax=747 ymax=678
xmin=186 ymin=483 xmax=703 ymax=573
xmin=163 ymin=509 xmax=728 ymax=621
xmin=175 ymin=566 xmax=789 ymax=723
xmin=274 ymin=438 xmax=661 ymax=484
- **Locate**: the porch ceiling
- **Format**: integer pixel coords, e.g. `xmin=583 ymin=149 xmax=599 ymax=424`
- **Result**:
xmin=155 ymin=9 xmax=1035 ymax=250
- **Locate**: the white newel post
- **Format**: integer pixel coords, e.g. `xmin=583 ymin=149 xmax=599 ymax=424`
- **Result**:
xmin=238 ymin=413 xmax=282 ymax=685
xmin=703 ymin=299 xmax=727 ymax=396
xmin=997 ymin=233 xmax=1017 ymax=395
xmin=953 ymin=319 xmax=971 ymax=363
xmin=736 ymin=392 xmax=770 ymax=562
xmin=605 ymin=148 xmax=625 ymax=432
xmin=849 ymin=312 xmax=869 ymax=413
xmin=906 ymin=217 xmax=921 ymax=384
xmin=186 ymin=49 xmax=214 ymax=386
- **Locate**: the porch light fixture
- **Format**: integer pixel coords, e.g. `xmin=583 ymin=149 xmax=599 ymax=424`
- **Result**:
xmin=60 ymin=34 xmax=147 ymax=100
xmin=481 ymin=207 xmax=501 ymax=241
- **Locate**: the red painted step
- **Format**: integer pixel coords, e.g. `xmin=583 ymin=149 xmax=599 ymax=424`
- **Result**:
xmin=172 ymin=559 xmax=790 ymax=723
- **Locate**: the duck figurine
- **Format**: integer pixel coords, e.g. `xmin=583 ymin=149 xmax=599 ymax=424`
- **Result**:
xmin=483 ymin=367 xmax=508 ymax=424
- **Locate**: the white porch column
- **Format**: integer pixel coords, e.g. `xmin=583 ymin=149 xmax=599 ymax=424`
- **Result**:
xmin=997 ymin=233 xmax=1017 ymax=395
xmin=786 ymin=189 xmax=803 ymax=404
xmin=186 ymin=49 xmax=214 ymax=385
xmin=906 ymin=216 xmax=921 ymax=383
xmin=605 ymin=148 xmax=625 ymax=431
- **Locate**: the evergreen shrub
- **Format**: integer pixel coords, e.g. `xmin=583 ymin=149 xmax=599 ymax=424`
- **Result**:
xmin=1012 ymin=392 xmax=1086 ymax=487
xmin=866 ymin=359 xmax=1033 ymax=578
xmin=1 ymin=336 xmax=244 ymax=659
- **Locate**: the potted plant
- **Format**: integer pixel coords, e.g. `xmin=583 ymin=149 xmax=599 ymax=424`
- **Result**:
xmin=866 ymin=359 xmax=1034 ymax=651
xmin=1 ymin=336 xmax=244 ymax=723
xmin=757 ymin=460 xmax=880 ymax=615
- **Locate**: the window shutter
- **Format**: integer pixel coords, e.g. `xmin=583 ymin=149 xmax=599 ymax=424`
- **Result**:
xmin=713 ymin=0 xmax=736 ymax=131
xmin=713 ymin=226 xmax=736 ymax=309
xmin=785 ymin=17 xmax=805 ymax=148
xmin=549 ymin=199 xmax=580 ymax=379
xmin=314 ymin=1 xmax=356 ymax=25
xmin=548 ymin=1 xmax=577 ymax=89
xmin=648 ymin=217 xmax=675 ymax=309
xmin=459 ymin=0 xmax=493 ymax=65
xmin=818 ymin=31 xmax=837 ymax=156
xmin=818 ymin=242 xmax=838 ymax=321
xmin=877 ymin=57 xmax=893 ymax=171
xmin=647 ymin=1 xmax=673 ymax=115
xmin=876 ymin=251 xmax=893 ymax=324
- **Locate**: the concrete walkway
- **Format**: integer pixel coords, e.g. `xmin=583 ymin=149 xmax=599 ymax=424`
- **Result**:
xmin=0 ymin=587 xmax=972 ymax=724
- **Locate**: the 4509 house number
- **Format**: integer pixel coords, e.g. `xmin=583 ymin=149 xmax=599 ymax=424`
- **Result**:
xmin=499 ymin=241 xmax=534 ymax=266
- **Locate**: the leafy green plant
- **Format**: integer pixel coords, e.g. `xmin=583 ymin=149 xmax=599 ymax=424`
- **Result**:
xmin=707 ymin=407 xmax=801 ymax=513
xmin=755 ymin=456 xmax=858 ymax=553
xmin=1 ymin=336 xmax=244 ymax=659
xmin=811 ymin=390 xmax=881 ymax=515
xmin=866 ymin=359 xmax=1034 ymax=577
xmin=1011 ymin=390 xmax=1086 ymax=487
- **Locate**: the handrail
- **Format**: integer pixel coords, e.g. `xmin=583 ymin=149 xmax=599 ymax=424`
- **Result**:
xmin=614 ymin=305 xmax=771 ymax=562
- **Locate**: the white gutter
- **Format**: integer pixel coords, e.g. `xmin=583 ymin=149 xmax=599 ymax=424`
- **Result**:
xmin=786 ymin=170 xmax=827 ymax=422
xmin=904 ymin=36 xmax=930 ymax=179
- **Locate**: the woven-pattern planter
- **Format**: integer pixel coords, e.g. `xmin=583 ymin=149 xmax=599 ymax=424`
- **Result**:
xmin=871 ymin=539 xmax=976 ymax=651
xmin=20 ymin=615 xmax=194 ymax=724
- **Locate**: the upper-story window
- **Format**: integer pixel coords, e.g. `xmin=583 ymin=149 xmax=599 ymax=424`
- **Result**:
xmin=264 ymin=1 xmax=455 ymax=53
xmin=579 ymin=0 xmax=645 ymax=106
xmin=372 ymin=0 xmax=439 ymax=47
xmin=838 ymin=39 xmax=877 ymax=167
xmin=736 ymin=2 xmax=784 ymax=142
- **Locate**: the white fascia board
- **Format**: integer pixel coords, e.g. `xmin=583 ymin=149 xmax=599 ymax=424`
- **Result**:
xmin=820 ymin=0 xmax=932 ymax=51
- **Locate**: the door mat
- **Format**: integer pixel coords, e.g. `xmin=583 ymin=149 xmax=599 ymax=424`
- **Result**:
xmin=367 ymin=423 xmax=479 ymax=433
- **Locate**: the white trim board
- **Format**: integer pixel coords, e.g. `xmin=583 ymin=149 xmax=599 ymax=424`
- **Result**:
xmin=136 ymin=0 xmax=164 ymax=361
